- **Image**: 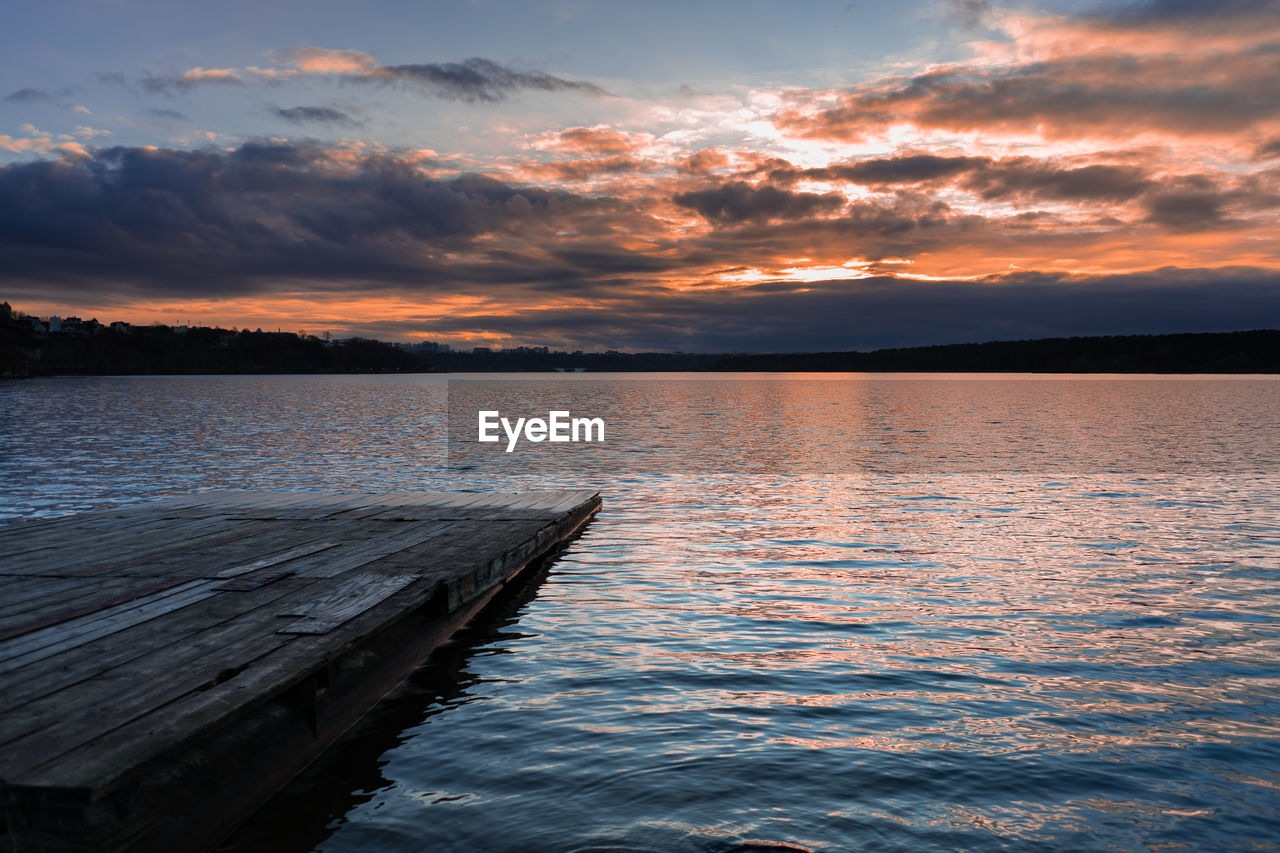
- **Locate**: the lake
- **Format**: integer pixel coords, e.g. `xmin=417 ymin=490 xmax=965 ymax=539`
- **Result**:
xmin=2 ymin=373 xmax=1278 ymax=851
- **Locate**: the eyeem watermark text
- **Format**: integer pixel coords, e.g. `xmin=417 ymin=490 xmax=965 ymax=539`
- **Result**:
xmin=478 ymin=410 xmax=605 ymax=452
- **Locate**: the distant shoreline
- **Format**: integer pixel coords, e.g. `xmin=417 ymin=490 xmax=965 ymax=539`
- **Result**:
xmin=3 ymin=316 xmax=1276 ymax=378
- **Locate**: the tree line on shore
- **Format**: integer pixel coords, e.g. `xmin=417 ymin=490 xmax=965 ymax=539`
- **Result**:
xmin=0 ymin=304 xmax=415 ymax=377
xmin=714 ymin=330 xmax=1280 ymax=373
xmin=2 ymin=302 xmax=1276 ymax=376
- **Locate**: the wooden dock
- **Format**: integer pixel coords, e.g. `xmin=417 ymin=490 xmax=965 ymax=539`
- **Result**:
xmin=0 ymin=490 xmax=600 ymax=853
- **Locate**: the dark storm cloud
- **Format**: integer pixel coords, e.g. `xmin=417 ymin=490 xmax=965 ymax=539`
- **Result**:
xmin=94 ymin=56 xmax=604 ymax=104
xmin=2 ymin=140 xmax=1275 ymax=352
xmin=270 ymin=105 xmax=359 ymax=125
xmin=1135 ymin=172 xmax=1280 ymax=228
xmin=0 ymin=141 xmax=607 ymax=297
xmin=963 ymin=161 xmax=1153 ymax=202
xmin=768 ymin=154 xmax=1154 ymax=203
xmin=551 ymin=246 xmax=679 ymax=275
xmin=338 ymin=269 xmax=1280 ymax=353
xmin=795 ymin=155 xmax=986 ymax=185
xmin=97 ymin=69 xmax=245 ymax=97
xmin=1256 ymin=138 xmax=1280 ymax=160
xmin=674 ymin=268 xmax=1280 ymax=352
xmin=4 ymin=88 xmax=52 ymax=103
xmin=354 ymin=58 xmax=607 ymax=102
xmin=138 ymin=70 xmax=244 ymax=96
xmin=658 ymin=192 xmax=978 ymax=278
xmin=673 ymin=182 xmax=844 ymax=223
xmin=1143 ymin=189 xmax=1226 ymax=229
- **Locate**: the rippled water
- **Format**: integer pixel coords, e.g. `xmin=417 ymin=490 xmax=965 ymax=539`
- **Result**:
xmin=3 ymin=374 xmax=1279 ymax=851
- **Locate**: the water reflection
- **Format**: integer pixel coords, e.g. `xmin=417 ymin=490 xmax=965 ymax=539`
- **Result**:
xmin=2 ymin=374 xmax=1279 ymax=850
xmin=216 ymin=556 xmax=560 ymax=853
xmin=445 ymin=375 xmax=1279 ymax=475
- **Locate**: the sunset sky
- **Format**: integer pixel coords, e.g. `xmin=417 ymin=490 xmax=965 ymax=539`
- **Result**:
xmin=2 ymin=0 xmax=1278 ymax=351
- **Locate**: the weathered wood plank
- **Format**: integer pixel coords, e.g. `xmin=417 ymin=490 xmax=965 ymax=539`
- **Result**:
xmin=488 ymin=490 xmax=558 ymax=511
xmin=211 ymin=569 xmax=295 ymax=591
xmin=299 ymin=492 xmax=394 ymax=518
xmin=279 ymin=520 xmax=464 ymax=578
xmin=0 ymin=576 xmax=190 ymax=643
xmin=0 ymin=511 xmax=216 ymax=562
xmin=0 ymin=579 xmax=220 ymax=674
xmin=0 ymin=576 xmax=89 ymax=614
xmin=525 ymin=489 xmax=602 ymax=512
xmin=0 ymin=516 xmax=251 ymax=577
xmin=71 ymin=521 xmax=299 ymax=579
xmin=322 ymin=493 xmax=436 ymax=520
xmin=3 ymin=520 xmax=343 ymax=582
xmin=276 ymin=573 xmax=420 ymax=634
xmin=218 ymin=492 xmax=348 ymax=515
xmin=213 ymin=540 xmax=341 ymax=578
xmin=1 ymin=577 xmax=317 ymax=711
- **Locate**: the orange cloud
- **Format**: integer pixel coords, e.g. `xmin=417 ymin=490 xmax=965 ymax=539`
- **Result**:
xmin=518 ymin=156 xmax=652 ymax=182
xmin=179 ymin=67 xmax=243 ymax=84
xmin=548 ymin=126 xmax=643 ymax=155
xmin=774 ymin=6 xmax=1280 ymax=144
xmin=285 ymin=47 xmax=376 ymax=74
xmin=0 ymin=130 xmax=89 ymax=158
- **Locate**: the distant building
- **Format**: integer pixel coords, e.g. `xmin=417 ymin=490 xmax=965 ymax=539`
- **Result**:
xmin=111 ymin=321 xmax=131 ymax=332
xmin=406 ymin=340 xmax=453 ymax=354
xmin=48 ymin=316 xmax=61 ymax=332
xmin=56 ymin=317 xmax=90 ymax=336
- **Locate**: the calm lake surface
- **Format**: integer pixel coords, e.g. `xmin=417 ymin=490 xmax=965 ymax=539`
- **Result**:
xmin=3 ymin=373 xmax=1279 ymax=851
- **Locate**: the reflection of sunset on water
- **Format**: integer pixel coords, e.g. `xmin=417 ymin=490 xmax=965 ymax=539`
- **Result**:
xmin=3 ymin=373 xmax=1277 ymax=850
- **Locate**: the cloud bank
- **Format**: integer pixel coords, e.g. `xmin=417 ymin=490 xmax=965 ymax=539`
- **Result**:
xmin=2 ymin=2 xmax=1278 ymax=349
xmin=1 ymin=138 xmax=1276 ymax=350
